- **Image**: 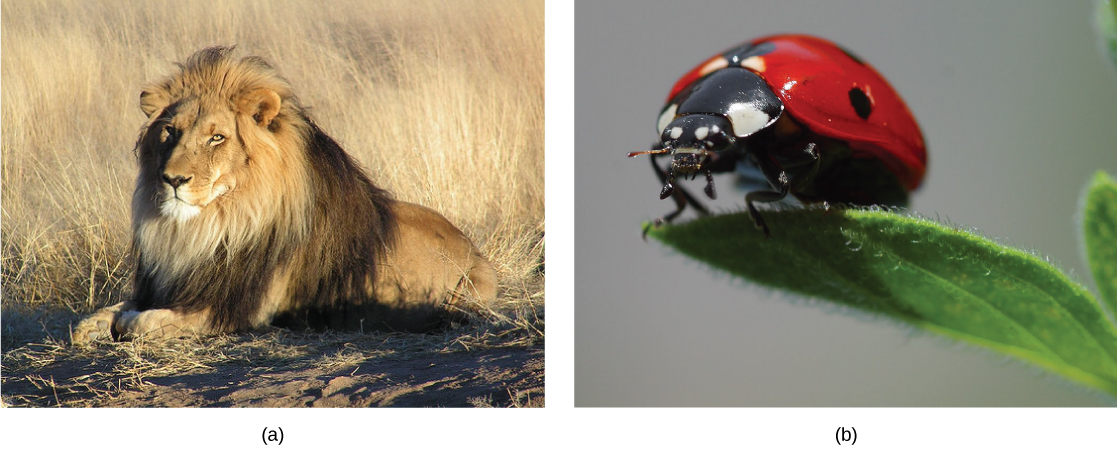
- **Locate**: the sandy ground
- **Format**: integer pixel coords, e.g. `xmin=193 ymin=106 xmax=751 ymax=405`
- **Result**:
xmin=2 ymin=328 xmax=543 ymax=408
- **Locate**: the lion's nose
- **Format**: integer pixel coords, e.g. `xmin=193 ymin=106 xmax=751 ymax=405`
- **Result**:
xmin=163 ymin=175 xmax=192 ymax=189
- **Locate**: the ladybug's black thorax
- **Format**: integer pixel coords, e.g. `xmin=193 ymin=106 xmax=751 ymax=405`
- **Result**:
xmin=658 ymin=67 xmax=785 ymax=181
xmin=673 ymin=68 xmax=783 ymax=136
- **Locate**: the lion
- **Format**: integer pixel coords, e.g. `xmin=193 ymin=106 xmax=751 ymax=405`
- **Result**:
xmin=72 ymin=47 xmax=496 ymax=344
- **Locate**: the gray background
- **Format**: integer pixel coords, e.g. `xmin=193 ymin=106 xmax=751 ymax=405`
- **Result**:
xmin=576 ymin=0 xmax=1117 ymax=406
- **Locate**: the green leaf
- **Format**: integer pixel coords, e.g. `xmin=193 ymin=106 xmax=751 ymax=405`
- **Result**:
xmin=1083 ymin=170 xmax=1117 ymax=321
xmin=647 ymin=207 xmax=1117 ymax=397
xmin=1098 ymin=0 xmax=1117 ymax=72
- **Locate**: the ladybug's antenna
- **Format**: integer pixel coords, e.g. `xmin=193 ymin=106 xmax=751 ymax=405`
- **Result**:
xmin=627 ymin=147 xmax=670 ymax=158
xmin=630 ymin=146 xmax=676 ymax=199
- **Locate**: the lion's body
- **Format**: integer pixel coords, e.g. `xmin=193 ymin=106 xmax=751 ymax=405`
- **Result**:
xmin=73 ymin=47 xmax=495 ymax=343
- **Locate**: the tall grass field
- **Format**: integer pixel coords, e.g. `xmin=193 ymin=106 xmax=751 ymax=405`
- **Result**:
xmin=1 ymin=0 xmax=544 ymax=406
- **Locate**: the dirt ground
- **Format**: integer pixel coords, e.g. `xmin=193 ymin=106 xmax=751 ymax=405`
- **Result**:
xmin=1 ymin=325 xmax=544 ymax=408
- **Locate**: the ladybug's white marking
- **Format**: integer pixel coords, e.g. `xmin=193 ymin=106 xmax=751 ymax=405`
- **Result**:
xmin=726 ymin=102 xmax=773 ymax=137
xmin=700 ymin=57 xmax=729 ymax=78
xmin=741 ymin=56 xmax=765 ymax=72
xmin=669 ymin=126 xmax=683 ymax=139
xmin=657 ymin=104 xmax=678 ymax=134
xmin=694 ymin=126 xmax=709 ymax=141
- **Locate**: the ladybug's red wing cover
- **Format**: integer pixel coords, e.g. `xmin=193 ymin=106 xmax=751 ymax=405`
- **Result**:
xmin=755 ymin=35 xmax=927 ymax=190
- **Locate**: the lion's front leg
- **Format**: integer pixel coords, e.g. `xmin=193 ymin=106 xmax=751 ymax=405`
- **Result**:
xmin=73 ymin=302 xmax=214 ymax=343
xmin=114 ymin=308 xmax=213 ymax=340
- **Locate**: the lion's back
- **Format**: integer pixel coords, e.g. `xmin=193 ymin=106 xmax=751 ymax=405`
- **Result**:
xmin=379 ymin=201 xmax=497 ymax=308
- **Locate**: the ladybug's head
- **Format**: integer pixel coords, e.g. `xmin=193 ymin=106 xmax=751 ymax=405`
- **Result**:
xmin=659 ymin=114 xmax=733 ymax=176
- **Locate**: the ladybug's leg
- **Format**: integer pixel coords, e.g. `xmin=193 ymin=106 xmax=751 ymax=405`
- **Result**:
xmin=744 ymin=181 xmax=788 ymax=236
xmin=640 ymin=150 xmax=714 ymax=239
xmin=650 ymin=150 xmax=710 ymax=221
xmin=745 ymin=153 xmax=793 ymax=236
xmin=787 ymin=143 xmax=821 ymax=192
xmin=788 ymin=143 xmax=833 ymax=216
xmin=747 ymin=142 xmax=820 ymax=236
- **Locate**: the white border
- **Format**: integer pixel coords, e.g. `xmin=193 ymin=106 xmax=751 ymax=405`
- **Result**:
xmin=4 ymin=3 xmax=1117 ymax=448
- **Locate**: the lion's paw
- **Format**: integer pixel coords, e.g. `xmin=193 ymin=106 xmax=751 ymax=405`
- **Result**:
xmin=113 ymin=310 xmax=142 ymax=337
xmin=72 ymin=309 xmax=117 ymax=345
xmin=71 ymin=301 xmax=136 ymax=346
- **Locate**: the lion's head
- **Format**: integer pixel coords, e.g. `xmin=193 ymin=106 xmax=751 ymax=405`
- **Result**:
xmin=132 ymin=47 xmax=314 ymax=280
xmin=143 ymin=87 xmax=280 ymax=221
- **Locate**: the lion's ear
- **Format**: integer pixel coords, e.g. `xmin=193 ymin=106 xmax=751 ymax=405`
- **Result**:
xmin=140 ymin=89 xmax=170 ymax=118
xmin=236 ymin=88 xmax=282 ymax=128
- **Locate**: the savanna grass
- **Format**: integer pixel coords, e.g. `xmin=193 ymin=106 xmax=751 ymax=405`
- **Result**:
xmin=1 ymin=0 xmax=543 ymax=354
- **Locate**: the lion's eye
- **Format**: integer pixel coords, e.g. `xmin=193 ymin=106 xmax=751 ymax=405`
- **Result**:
xmin=210 ymin=134 xmax=225 ymax=145
xmin=162 ymin=125 xmax=177 ymax=141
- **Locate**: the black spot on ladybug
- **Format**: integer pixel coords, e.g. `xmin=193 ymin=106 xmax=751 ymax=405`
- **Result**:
xmin=724 ymin=41 xmax=776 ymax=65
xmin=839 ymin=46 xmax=866 ymax=65
xmin=848 ymin=87 xmax=872 ymax=120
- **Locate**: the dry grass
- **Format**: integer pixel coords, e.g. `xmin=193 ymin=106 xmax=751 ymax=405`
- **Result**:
xmin=1 ymin=0 xmax=543 ymax=406
xmin=2 ymin=324 xmax=542 ymax=407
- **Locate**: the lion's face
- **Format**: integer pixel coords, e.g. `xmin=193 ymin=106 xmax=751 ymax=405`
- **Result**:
xmin=154 ymin=97 xmax=244 ymax=221
xmin=138 ymin=84 xmax=283 ymax=223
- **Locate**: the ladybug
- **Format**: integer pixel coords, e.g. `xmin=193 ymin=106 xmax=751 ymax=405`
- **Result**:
xmin=629 ymin=34 xmax=927 ymax=235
